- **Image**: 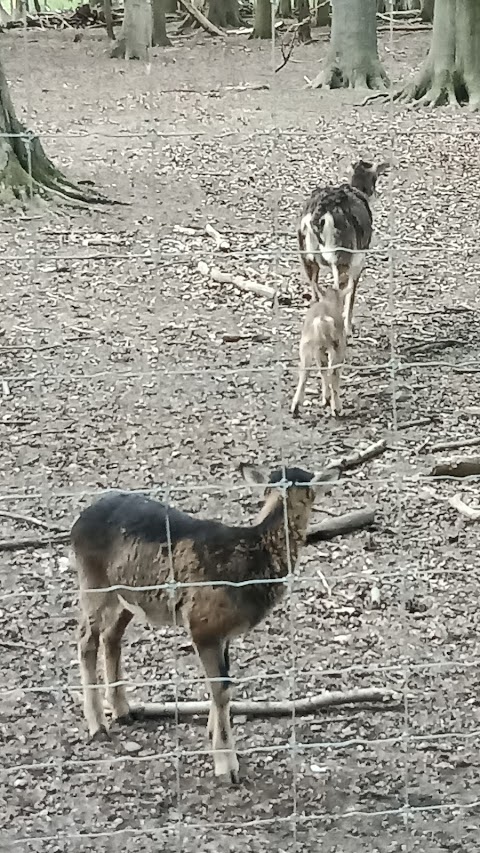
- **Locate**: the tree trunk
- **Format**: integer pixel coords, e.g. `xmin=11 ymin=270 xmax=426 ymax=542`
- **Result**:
xmin=296 ymin=0 xmax=311 ymax=42
xmin=0 ymin=58 xmax=110 ymax=205
xmin=110 ymin=0 xmax=152 ymax=59
xmin=394 ymin=0 xmax=480 ymax=109
xmin=278 ymin=0 xmax=292 ymax=18
xmin=206 ymin=0 xmax=240 ymax=27
xmin=310 ymin=0 xmax=388 ymax=89
xmin=315 ymin=0 xmax=330 ymax=27
xmin=0 ymin=2 xmax=11 ymax=24
xmin=420 ymin=0 xmax=434 ymax=23
xmin=250 ymin=0 xmax=273 ymax=38
xmin=104 ymin=0 xmax=115 ymax=39
xmin=152 ymin=0 xmax=172 ymax=44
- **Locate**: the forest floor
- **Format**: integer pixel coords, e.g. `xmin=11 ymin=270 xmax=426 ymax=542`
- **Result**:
xmin=1 ymin=21 xmax=480 ymax=853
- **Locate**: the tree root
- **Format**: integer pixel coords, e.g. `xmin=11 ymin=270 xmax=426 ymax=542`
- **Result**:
xmin=0 ymin=126 xmax=114 ymax=206
xmin=363 ymin=65 xmax=480 ymax=112
xmin=1 ymin=57 xmax=114 ymax=206
xmin=309 ymin=60 xmax=389 ymax=91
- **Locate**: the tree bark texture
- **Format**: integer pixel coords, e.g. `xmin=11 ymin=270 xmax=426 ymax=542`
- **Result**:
xmin=0 ymin=2 xmax=11 ymax=24
xmin=0 ymin=57 xmax=109 ymax=205
xmin=394 ymin=0 xmax=480 ymax=109
xmin=206 ymin=0 xmax=240 ymax=27
xmin=278 ymin=0 xmax=292 ymax=18
xmin=311 ymin=0 xmax=388 ymax=89
xmin=315 ymin=0 xmax=330 ymax=27
xmin=420 ymin=0 xmax=434 ymax=22
xmin=297 ymin=0 xmax=312 ymax=42
xmin=103 ymin=0 xmax=115 ymax=39
xmin=152 ymin=0 xmax=172 ymax=44
xmin=251 ymin=0 xmax=273 ymax=38
xmin=110 ymin=0 xmax=153 ymax=59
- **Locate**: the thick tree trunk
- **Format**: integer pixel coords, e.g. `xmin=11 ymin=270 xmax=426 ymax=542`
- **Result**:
xmin=315 ymin=0 xmax=330 ymax=27
xmin=420 ymin=0 xmax=434 ymax=22
xmin=296 ymin=0 xmax=312 ymax=42
xmin=104 ymin=0 xmax=115 ymax=39
xmin=152 ymin=0 xmax=172 ymax=44
xmin=110 ymin=0 xmax=152 ymax=59
xmin=0 ymin=2 xmax=11 ymax=24
xmin=394 ymin=0 xmax=480 ymax=109
xmin=278 ymin=0 xmax=292 ymax=18
xmin=250 ymin=0 xmax=273 ymax=38
xmin=310 ymin=0 xmax=388 ymax=89
xmin=0 ymin=58 xmax=109 ymax=205
xmin=206 ymin=0 xmax=240 ymax=27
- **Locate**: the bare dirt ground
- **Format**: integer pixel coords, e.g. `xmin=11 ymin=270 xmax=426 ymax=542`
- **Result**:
xmin=1 ymin=21 xmax=480 ymax=853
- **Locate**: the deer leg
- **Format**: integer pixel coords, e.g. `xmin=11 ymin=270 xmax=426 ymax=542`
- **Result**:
xmin=78 ymin=613 xmax=108 ymax=739
xmin=102 ymin=608 xmax=134 ymax=723
xmin=292 ymin=342 xmax=312 ymax=417
xmin=196 ymin=641 xmax=238 ymax=783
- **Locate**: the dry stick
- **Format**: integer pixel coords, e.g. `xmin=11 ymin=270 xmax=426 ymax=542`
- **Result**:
xmin=0 ymin=510 xmax=65 ymax=531
xmin=306 ymin=508 xmax=376 ymax=543
xmin=197 ymin=261 xmax=276 ymax=299
xmin=422 ymin=486 xmax=480 ymax=521
xmin=429 ymin=436 xmax=480 ymax=454
xmin=397 ymin=416 xmax=437 ymax=431
xmin=429 ymin=459 xmax=480 ymax=479
xmin=127 ymin=688 xmax=399 ymax=720
xmin=329 ymin=438 xmax=388 ymax=472
xmin=449 ymin=494 xmax=480 ymax=521
xmin=205 ymin=223 xmax=230 ymax=251
xmin=275 ymin=18 xmax=310 ymax=73
xmin=0 ymin=532 xmax=70 ymax=552
xmin=177 ymin=0 xmax=224 ymax=37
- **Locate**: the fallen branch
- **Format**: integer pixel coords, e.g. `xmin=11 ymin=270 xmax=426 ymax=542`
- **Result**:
xmin=397 ymin=415 xmax=437 ymax=431
xmin=306 ymin=508 xmax=376 ymax=543
xmin=449 ymin=494 xmax=480 ymax=521
xmin=221 ymin=333 xmax=269 ymax=343
xmin=0 ymin=510 xmax=65 ymax=531
xmin=275 ymin=17 xmax=310 ymax=73
xmin=197 ymin=261 xmax=275 ymax=299
xmin=177 ymin=0 xmax=224 ymax=37
xmin=0 ymin=639 xmax=37 ymax=652
xmin=429 ymin=436 xmax=480 ymax=454
xmin=422 ymin=485 xmax=480 ymax=521
xmin=125 ymin=687 xmax=399 ymax=720
xmin=205 ymin=223 xmax=230 ymax=251
xmin=0 ymin=531 xmax=70 ymax=552
xmin=428 ymin=458 xmax=480 ymax=479
xmin=377 ymin=9 xmax=420 ymax=18
xmin=329 ymin=438 xmax=388 ymax=472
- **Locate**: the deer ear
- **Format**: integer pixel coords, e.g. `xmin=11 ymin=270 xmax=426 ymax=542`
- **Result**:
xmin=375 ymin=161 xmax=390 ymax=176
xmin=239 ymin=463 xmax=269 ymax=486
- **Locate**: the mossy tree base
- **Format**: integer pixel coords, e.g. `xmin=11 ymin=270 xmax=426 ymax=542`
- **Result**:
xmin=310 ymin=0 xmax=389 ymax=90
xmin=394 ymin=66 xmax=480 ymax=111
xmin=0 ymin=64 xmax=111 ymax=205
xmin=392 ymin=0 xmax=480 ymax=111
xmin=311 ymin=58 xmax=388 ymax=90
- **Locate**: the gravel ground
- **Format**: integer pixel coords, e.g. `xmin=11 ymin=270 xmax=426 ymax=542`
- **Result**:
xmin=1 ymin=23 xmax=480 ymax=853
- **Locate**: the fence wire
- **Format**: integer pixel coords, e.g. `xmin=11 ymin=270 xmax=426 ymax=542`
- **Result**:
xmin=1 ymin=4 xmax=480 ymax=852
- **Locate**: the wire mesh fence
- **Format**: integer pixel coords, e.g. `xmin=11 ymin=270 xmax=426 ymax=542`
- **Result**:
xmin=1 ymin=5 xmax=480 ymax=852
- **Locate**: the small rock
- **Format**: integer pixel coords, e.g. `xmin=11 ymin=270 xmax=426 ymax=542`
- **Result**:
xmin=122 ymin=740 xmax=141 ymax=754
